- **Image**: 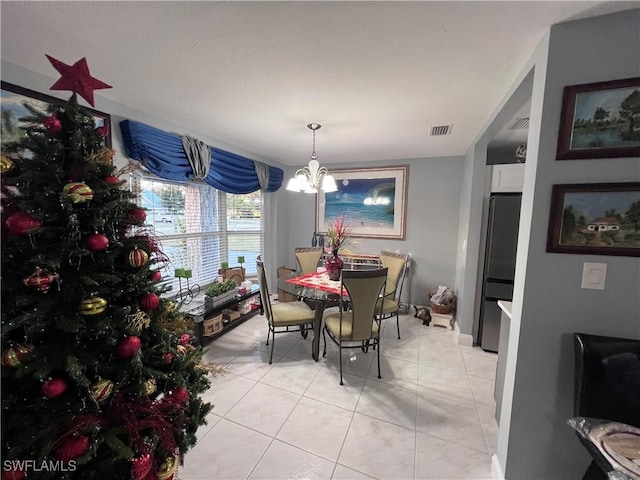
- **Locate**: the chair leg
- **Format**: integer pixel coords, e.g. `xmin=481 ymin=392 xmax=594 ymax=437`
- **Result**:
xmin=376 ymin=337 xmax=381 ymax=379
xmin=266 ymin=325 xmax=270 ymax=346
xmin=269 ymin=330 xmax=275 ymax=364
xmin=339 ymin=343 xmax=344 ymax=386
xmin=322 ymin=327 xmax=327 ymax=357
xmin=396 ymin=315 xmax=401 ymax=339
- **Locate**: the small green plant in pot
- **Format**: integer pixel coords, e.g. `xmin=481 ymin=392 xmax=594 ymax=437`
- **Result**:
xmin=206 ymin=278 xmax=238 ymax=298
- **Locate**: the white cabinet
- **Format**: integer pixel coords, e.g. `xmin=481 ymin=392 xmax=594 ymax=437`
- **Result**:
xmin=491 ymin=164 xmax=525 ymax=193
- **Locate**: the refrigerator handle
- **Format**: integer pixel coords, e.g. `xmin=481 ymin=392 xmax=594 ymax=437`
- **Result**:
xmin=484 ymin=196 xmax=497 ymax=274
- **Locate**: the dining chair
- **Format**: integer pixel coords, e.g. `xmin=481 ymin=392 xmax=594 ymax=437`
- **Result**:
xmin=257 ymin=256 xmax=315 ymax=364
xmin=572 ymin=332 xmax=640 ymax=479
xmin=322 ymin=268 xmax=388 ymax=385
xmin=376 ymin=250 xmax=409 ymax=339
xmin=294 ymin=247 xmax=324 ymax=274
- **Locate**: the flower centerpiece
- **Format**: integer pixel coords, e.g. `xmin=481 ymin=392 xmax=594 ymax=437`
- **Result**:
xmin=324 ymin=216 xmax=352 ymax=280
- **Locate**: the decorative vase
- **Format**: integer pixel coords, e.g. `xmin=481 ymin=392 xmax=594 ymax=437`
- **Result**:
xmin=325 ymin=248 xmax=344 ymax=281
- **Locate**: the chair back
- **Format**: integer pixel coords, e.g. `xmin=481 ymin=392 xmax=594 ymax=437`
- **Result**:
xmin=380 ymin=250 xmax=409 ymax=298
xmin=295 ymin=247 xmax=324 ymax=274
xmin=573 ymin=332 xmax=640 ymax=426
xmin=341 ymin=268 xmax=388 ymax=341
xmin=256 ymin=256 xmax=274 ymax=323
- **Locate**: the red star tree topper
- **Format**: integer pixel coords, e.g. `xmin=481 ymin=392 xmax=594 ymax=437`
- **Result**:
xmin=46 ymin=55 xmax=112 ymax=107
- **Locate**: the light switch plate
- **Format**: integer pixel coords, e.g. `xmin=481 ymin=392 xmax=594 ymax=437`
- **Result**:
xmin=581 ymin=262 xmax=607 ymax=290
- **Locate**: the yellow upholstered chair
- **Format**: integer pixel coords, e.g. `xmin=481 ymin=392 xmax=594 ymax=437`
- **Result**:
xmin=257 ymin=256 xmax=315 ymax=364
xmin=322 ymin=268 xmax=388 ymax=385
xmin=294 ymin=247 xmax=324 ymax=275
xmin=376 ymin=251 xmax=409 ymax=339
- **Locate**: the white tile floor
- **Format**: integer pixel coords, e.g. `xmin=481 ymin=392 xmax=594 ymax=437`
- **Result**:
xmin=179 ymin=311 xmax=498 ymax=480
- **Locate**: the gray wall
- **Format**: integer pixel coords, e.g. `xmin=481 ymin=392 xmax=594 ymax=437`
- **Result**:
xmin=282 ymin=157 xmax=465 ymax=309
xmin=498 ymin=10 xmax=640 ymax=479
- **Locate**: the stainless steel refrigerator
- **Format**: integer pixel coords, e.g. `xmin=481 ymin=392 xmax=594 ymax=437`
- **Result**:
xmin=479 ymin=193 xmax=521 ymax=352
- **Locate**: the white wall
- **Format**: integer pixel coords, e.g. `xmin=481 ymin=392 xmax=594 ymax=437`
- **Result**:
xmin=284 ymin=157 xmax=465 ymax=309
xmin=499 ymin=10 xmax=640 ymax=479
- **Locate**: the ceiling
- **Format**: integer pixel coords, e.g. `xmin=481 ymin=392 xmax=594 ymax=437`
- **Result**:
xmin=0 ymin=1 xmax=634 ymax=167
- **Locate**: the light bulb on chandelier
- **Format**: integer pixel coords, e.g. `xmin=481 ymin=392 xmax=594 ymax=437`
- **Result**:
xmin=286 ymin=123 xmax=337 ymax=194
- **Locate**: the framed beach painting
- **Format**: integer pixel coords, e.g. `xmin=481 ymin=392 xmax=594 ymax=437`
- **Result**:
xmin=0 ymin=81 xmax=112 ymax=151
xmin=546 ymin=182 xmax=640 ymax=257
xmin=316 ymin=165 xmax=408 ymax=240
xmin=556 ymin=77 xmax=640 ymax=160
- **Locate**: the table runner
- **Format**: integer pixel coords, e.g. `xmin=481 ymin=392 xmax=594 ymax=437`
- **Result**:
xmin=286 ymin=272 xmax=347 ymax=296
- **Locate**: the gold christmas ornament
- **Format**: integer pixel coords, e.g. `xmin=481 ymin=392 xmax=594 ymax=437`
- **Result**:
xmin=79 ymin=297 xmax=107 ymax=316
xmin=63 ymin=182 xmax=94 ymax=203
xmin=156 ymin=454 xmax=178 ymax=480
xmin=1 ymin=344 xmax=34 ymax=367
xmin=90 ymin=378 xmax=114 ymax=403
xmin=0 ymin=155 xmax=14 ymax=174
xmin=144 ymin=378 xmax=157 ymax=396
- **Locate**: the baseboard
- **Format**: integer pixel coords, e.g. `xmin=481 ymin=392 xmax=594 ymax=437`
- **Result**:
xmin=453 ymin=322 xmax=474 ymax=347
xmin=491 ymin=454 xmax=505 ymax=480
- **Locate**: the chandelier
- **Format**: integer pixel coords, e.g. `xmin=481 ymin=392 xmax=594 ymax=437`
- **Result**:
xmin=286 ymin=123 xmax=337 ymax=193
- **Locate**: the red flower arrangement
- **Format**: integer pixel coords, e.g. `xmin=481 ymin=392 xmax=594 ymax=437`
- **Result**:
xmin=325 ymin=216 xmax=353 ymax=251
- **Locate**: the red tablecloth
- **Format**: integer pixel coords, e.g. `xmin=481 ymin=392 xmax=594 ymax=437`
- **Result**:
xmin=286 ymin=271 xmax=347 ymax=296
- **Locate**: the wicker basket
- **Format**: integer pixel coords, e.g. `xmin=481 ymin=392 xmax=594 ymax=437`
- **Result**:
xmin=428 ymin=286 xmax=456 ymax=314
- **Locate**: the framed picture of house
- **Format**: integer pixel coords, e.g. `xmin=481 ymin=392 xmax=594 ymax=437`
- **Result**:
xmin=316 ymin=165 xmax=408 ymax=240
xmin=546 ymin=182 xmax=640 ymax=256
xmin=1 ymin=81 xmax=112 ymax=153
xmin=556 ymin=77 xmax=640 ymax=160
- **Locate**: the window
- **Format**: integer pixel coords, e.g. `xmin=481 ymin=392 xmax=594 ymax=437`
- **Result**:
xmin=134 ymin=175 xmax=263 ymax=294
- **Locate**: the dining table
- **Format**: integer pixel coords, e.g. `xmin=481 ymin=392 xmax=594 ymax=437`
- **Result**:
xmin=276 ymin=270 xmax=395 ymax=361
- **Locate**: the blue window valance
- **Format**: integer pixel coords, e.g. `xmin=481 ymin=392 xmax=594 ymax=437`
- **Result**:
xmin=119 ymin=120 xmax=283 ymax=194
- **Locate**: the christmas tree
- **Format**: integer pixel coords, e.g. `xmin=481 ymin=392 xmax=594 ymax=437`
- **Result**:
xmin=1 ymin=56 xmax=212 ymax=480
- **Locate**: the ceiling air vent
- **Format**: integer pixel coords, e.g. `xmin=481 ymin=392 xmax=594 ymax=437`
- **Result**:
xmin=509 ymin=117 xmax=530 ymax=130
xmin=430 ymin=124 xmax=453 ymax=136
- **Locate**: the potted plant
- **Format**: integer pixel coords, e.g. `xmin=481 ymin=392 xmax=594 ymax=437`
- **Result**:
xmin=205 ymin=278 xmax=238 ymax=307
xmin=324 ymin=216 xmax=353 ymax=281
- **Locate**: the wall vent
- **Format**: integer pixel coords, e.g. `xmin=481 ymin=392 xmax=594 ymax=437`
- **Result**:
xmin=509 ymin=117 xmax=530 ymax=130
xmin=430 ymin=124 xmax=453 ymax=136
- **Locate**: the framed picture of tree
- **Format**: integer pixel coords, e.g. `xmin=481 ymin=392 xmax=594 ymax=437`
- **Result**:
xmin=1 ymin=80 xmax=112 ymax=151
xmin=546 ymin=182 xmax=640 ymax=256
xmin=556 ymin=77 xmax=640 ymax=160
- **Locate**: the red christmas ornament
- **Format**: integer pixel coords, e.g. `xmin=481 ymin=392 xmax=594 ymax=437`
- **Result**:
xmin=179 ymin=334 xmax=190 ymax=345
xmin=131 ymin=454 xmax=153 ymax=480
xmin=46 ymin=55 xmax=112 ymax=107
xmin=23 ymin=267 xmax=58 ymax=293
xmin=128 ymin=248 xmax=149 ymax=268
xmin=140 ymin=293 xmax=160 ymax=311
xmin=43 ymin=114 xmax=62 ymax=136
xmin=96 ymin=124 xmax=110 ymax=138
xmin=116 ymin=336 xmax=142 ymax=358
xmin=54 ymin=435 xmax=90 ymax=461
xmin=149 ymin=271 xmax=162 ymax=282
xmin=126 ymin=207 xmax=147 ymax=225
xmin=4 ymin=211 xmax=41 ymax=235
xmin=42 ymin=378 xmax=68 ymax=398
xmin=86 ymin=232 xmax=109 ymax=252
xmin=164 ymin=352 xmax=174 ymax=364
xmin=103 ymin=175 xmax=121 ymax=186
xmin=1 ymin=468 xmax=26 ymax=480
xmin=170 ymin=387 xmax=189 ymax=404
